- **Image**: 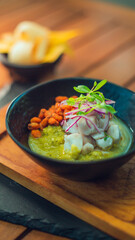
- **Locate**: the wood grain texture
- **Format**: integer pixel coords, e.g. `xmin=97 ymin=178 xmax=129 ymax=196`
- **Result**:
xmin=127 ymin=77 xmax=135 ymax=91
xmin=74 ymin=0 xmax=135 ymax=28
xmin=84 ymin=44 xmax=135 ymax=90
xmin=0 ymin=104 xmax=9 ymax=135
xmin=0 ymin=64 xmax=12 ymax=88
xmin=50 ymin=26 xmax=135 ymax=79
xmin=0 ymin=0 xmax=56 ymax=33
xmin=22 ymin=229 xmax=71 ymax=240
xmin=0 ymin=220 xmax=26 ymax=240
xmin=0 ymin=131 xmax=135 ymax=240
xmin=0 ymin=0 xmax=38 ymax=16
xmin=0 ymin=0 xmax=135 ymax=239
xmin=0 ymin=0 xmax=112 ymax=89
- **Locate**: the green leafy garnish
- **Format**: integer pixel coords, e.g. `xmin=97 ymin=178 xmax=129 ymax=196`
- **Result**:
xmin=93 ymin=79 xmax=107 ymax=91
xmin=74 ymin=85 xmax=90 ymax=93
xmin=104 ymin=132 xmax=110 ymax=141
xmin=67 ymin=80 xmax=116 ymax=115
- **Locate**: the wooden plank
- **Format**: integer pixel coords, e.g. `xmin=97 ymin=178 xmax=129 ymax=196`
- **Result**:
xmin=51 ymin=26 xmax=135 ymax=79
xmin=0 ymin=1 xmax=134 ymax=240
xmin=0 ymin=0 xmax=37 ymax=16
xmin=0 ymin=0 xmax=59 ymax=33
xmin=37 ymin=0 xmax=113 ymax=31
xmin=22 ymin=229 xmax=71 ymax=240
xmin=0 ymin=132 xmax=135 ymax=240
xmin=0 ymin=2 xmax=114 ymax=89
xmin=36 ymin=4 xmax=83 ymax=31
xmin=71 ymin=0 xmax=135 ymax=28
xmin=0 ymin=220 xmax=26 ymax=240
xmin=0 ymin=0 xmax=95 ymax=33
xmin=0 ymin=104 xmax=9 ymax=135
xmin=0 ymin=0 xmax=84 ymax=88
xmin=84 ymin=44 xmax=135 ymax=90
xmin=0 ymin=64 xmax=12 ymax=88
xmin=49 ymin=13 xmax=115 ymax=49
xmin=127 ymin=77 xmax=135 ymax=92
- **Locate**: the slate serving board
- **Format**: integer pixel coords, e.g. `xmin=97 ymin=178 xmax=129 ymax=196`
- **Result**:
xmin=0 ymin=173 xmax=114 ymax=240
xmin=0 ymin=81 xmax=34 ymax=109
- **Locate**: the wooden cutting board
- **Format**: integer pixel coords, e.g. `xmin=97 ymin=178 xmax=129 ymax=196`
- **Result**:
xmin=0 ymin=105 xmax=135 ymax=240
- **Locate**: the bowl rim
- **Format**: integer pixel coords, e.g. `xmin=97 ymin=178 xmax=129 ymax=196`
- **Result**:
xmin=6 ymin=77 xmax=135 ymax=166
xmin=0 ymin=53 xmax=62 ymax=69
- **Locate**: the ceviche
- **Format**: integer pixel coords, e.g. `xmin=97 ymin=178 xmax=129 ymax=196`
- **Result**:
xmin=28 ymin=80 xmax=132 ymax=161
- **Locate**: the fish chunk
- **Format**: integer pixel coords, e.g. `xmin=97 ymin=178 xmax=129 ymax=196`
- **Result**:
xmin=64 ymin=133 xmax=83 ymax=152
xmin=92 ymin=132 xmax=105 ymax=140
xmin=63 ymin=118 xmax=79 ymax=134
xmin=98 ymin=116 xmax=109 ymax=130
xmin=78 ymin=116 xmax=97 ymax=135
xmin=107 ymin=124 xmax=121 ymax=143
xmin=96 ymin=136 xmax=113 ymax=150
xmin=82 ymin=143 xmax=94 ymax=155
xmin=99 ymin=118 xmax=105 ymax=128
xmin=83 ymin=135 xmax=96 ymax=146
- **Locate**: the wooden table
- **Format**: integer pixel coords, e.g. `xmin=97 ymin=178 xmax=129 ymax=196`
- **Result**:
xmin=0 ymin=0 xmax=135 ymax=239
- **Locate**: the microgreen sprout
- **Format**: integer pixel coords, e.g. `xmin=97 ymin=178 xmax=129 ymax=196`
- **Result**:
xmin=67 ymin=80 xmax=116 ymax=115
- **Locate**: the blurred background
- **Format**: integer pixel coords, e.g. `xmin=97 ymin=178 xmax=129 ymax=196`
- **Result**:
xmin=100 ymin=0 xmax=135 ymax=8
xmin=0 ymin=0 xmax=134 ymax=103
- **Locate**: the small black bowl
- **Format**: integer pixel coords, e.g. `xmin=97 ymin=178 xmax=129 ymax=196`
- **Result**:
xmin=0 ymin=53 xmax=62 ymax=82
xmin=6 ymin=77 xmax=135 ymax=181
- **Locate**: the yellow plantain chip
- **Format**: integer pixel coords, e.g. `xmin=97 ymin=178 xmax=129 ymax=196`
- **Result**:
xmin=0 ymin=21 xmax=80 ymax=64
xmin=17 ymin=32 xmax=30 ymax=41
xmin=49 ymin=29 xmax=80 ymax=45
xmin=1 ymin=33 xmax=14 ymax=43
xmin=0 ymin=41 xmax=10 ymax=53
xmin=42 ymin=43 xmax=72 ymax=63
xmin=34 ymin=37 xmax=48 ymax=62
xmin=0 ymin=33 xmax=14 ymax=53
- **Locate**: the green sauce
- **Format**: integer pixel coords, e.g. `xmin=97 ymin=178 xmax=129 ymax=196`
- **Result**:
xmin=28 ymin=118 xmax=133 ymax=161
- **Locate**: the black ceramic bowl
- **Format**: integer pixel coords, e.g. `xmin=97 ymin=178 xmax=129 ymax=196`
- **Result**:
xmin=6 ymin=77 xmax=135 ymax=181
xmin=0 ymin=53 xmax=62 ymax=82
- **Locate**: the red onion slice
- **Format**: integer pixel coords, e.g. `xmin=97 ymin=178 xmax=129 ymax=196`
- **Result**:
xmin=79 ymin=115 xmax=102 ymax=133
xmin=105 ymin=100 xmax=115 ymax=104
xmin=65 ymin=117 xmax=81 ymax=132
xmin=67 ymin=115 xmax=102 ymax=133
xmin=103 ymin=113 xmax=110 ymax=130
xmin=65 ymin=107 xmax=91 ymax=116
xmin=94 ymin=108 xmax=106 ymax=114
xmin=86 ymin=119 xmax=91 ymax=128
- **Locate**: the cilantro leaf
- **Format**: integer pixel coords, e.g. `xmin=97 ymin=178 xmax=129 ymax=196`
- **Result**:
xmin=104 ymin=105 xmax=117 ymax=114
xmin=73 ymin=85 xmax=90 ymax=93
xmin=93 ymin=79 xmax=107 ymax=92
xmin=66 ymin=98 xmax=75 ymax=105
